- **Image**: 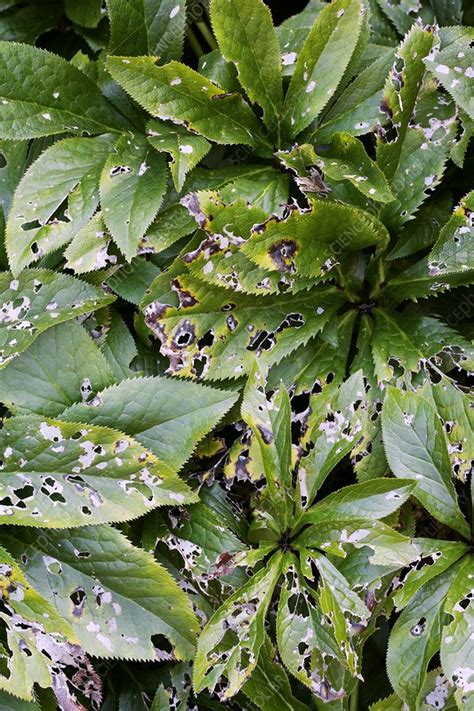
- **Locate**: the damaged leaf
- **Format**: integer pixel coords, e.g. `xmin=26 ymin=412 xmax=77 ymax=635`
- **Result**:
xmin=142 ymin=275 xmax=345 ymax=379
xmin=147 ymin=119 xmax=211 ymax=192
xmin=0 ymin=414 xmax=197 ymax=526
xmin=106 ymin=56 xmax=271 ymax=153
xmin=6 ymin=134 xmax=115 ymax=274
xmin=193 ymin=551 xmax=283 ymax=698
xmin=0 ymin=269 xmax=114 ymax=368
xmin=2 ymin=525 xmax=199 ymax=661
xmin=100 ymin=132 xmax=168 ymax=260
xmin=382 ymin=388 xmax=470 ymax=539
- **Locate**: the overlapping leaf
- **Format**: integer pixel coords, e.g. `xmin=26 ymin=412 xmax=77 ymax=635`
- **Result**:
xmin=193 ymin=551 xmax=283 ymax=698
xmin=382 ymin=388 xmax=470 ymax=539
xmin=0 ymin=545 xmax=101 ymax=708
xmin=107 ymin=0 xmax=186 ymax=62
xmin=387 ymin=566 xmax=459 ymax=709
xmin=210 ymin=0 xmax=283 ymax=134
xmin=100 ymin=132 xmax=168 ymax=259
xmin=2 ymin=525 xmax=199 ymax=661
xmin=142 ymin=275 xmax=345 ymax=379
xmin=0 ymin=415 xmax=196 ymax=527
xmin=425 ymin=29 xmax=474 ymax=119
xmin=242 ymin=198 xmax=389 ymax=279
xmin=440 ymin=557 xmax=474 ymax=709
xmin=147 ymin=119 xmax=211 ymax=192
xmin=0 ymin=321 xmax=115 ymax=415
xmin=0 ymin=269 xmax=114 ymax=367
xmin=61 ymin=374 xmax=238 ymax=470
xmin=6 ymin=134 xmax=115 ymax=274
xmin=0 ymin=42 xmax=124 ymax=138
xmin=282 ymin=0 xmax=365 ymax=138
xmin=106 ymin=56 xmax=270 ymax=152
xmin=371 ymin=309 xmax=473 ymax=382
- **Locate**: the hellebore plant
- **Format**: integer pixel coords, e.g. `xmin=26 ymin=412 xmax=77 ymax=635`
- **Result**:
xmin=0 ymin=0 xmax=470 ymax=709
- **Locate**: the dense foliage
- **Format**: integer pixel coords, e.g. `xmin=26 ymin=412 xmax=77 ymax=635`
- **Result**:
xmin=0 ymin=0 xmax=471 ymax=709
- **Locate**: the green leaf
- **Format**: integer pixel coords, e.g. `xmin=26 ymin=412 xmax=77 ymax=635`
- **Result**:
xmin=441 ymin=557 xmax=474 ymax=709
xmin=107 ymin=0 xmax=186 ymax=62
xmin=0 ymin=545 xmax=103 ymax=707
xmin=181 ymin=191 xmax=289 ymax=296
xmin=0 ymin=691 xmax=40 ymax=710
xmin=0 ymin=414 xmax=196 ymax=527
xmin=60 ymin=375 xmax=238 ymax=471
xmin=371 ymin=309 xmax=473 ymax=383
xmin=107 ymin=257 xmax=161 ymax=305
xmin=382 ymin=255 xmax=472 ymax=304
xmin=392 ymin=538 xmax=469 ymax=610
xmin=6 ymin=134 xmax=115 ymax=274
xmin=63 ymin=212 xmax=117 ymax=274
xmin=315 ymin=132 xmax=394 ymax=202
xmin=349 ymin=314 xmax=390 ymax=482
xmin=2 ymin=524 xmax=199 ymax=661
xmin=0 ymin=2 xmax=62 ymax=44
xmin=312 ymin=48 xmax=395 ymax=142
xmin=382 ymin=388 xmax=470 ymax=539
xmin=313 ymin=552 xmax=369 ymax=675
xmin=375 ymin=0 xmax=432 ymax=35
xmin=151 ymin=685 xmax=171 ymax=711
xmin=277 ymin=1 xmax=326 ymax=77
xmin=65 ymin=0 xmax=103 ymax=28
xmin=106 ymin=56 xmax=270 ymax=152
xmin=198 ymin=49 xmax=240 ymax=93
xmin=193 ymin=551 xmax=283 ymax=697
xmin=0 ymin=139 xmax=28 ymax=223
xmin=100 ymin=133 xmax=168 ymax=259
xmin=276 ymin=561 xmax=345 ymax=702
xmin=451 ymin=109 xmax=473 ymax=168
xmin=210 ymin=0 xmax=283 ymax=134
xmin=144 ymin=202 xmax=196 ymax=254
xmin=200 ymin=481 xmax=248 ymax=541
xmin=305 ymin=478 xmax=414 ymax=523
xmin=0 ymin=269 xmax=114 ymax=368
xmin=297 ymin=371 xmax=369 ymax=506
xmin=241 ymin=362 xmax=292 ymax=526
xmin=0 ymin=320 xmax=115 ymax=416
xmin=428 ymin=191 xmax=474 ymax=278
xmin=430 ymin=379 xmax=474 ymax=482
xmin=142 ymin=276 xmax=345 ymax=379
xmin=380 ymin=123 xmax=456 ymax=231
xmin=242 ymin=198 xmax=388 ymax=279
xmin=188 ymin=164 xmax=290 ymax=214
xmin=387 ymin=565 xmax=458 ymax=709
xmin=0 ymin=42 xmax=124 ymax=139
xmin=163 ymin=497 xmax=246 ymax=579
xmin=296 ymin=518 xmax=418 ymax=567
xmin=431 ymin=0 xmax=463 ymax=24
xmin=268 ymin=310 xmax=356 ymax=396
xmin=275 ymin=142 xmax=319 ymax=185
xmin=380 ymin=75 xmax=458 ymax=229
xmin=425 ymin=30 xmax=474 ymax=119
xmin=337 ymin=545 xmax=400 ymax=593
xmin=388 ymin=192 xmax=452 ymax=261
xmin=242 ymin=635 xmax=311 ymax=711
xmin=147 ymin=119 xmax=211 ymax=192
xmin=102 ymin=311 xmax=138 ymax=380
xmin=377 ymin=25 xmax=435 ymax=180
xmin=370 ymin=670 xmax=458 ymax=710
xmin=282 ymin=0 xmax=365 ymax=139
